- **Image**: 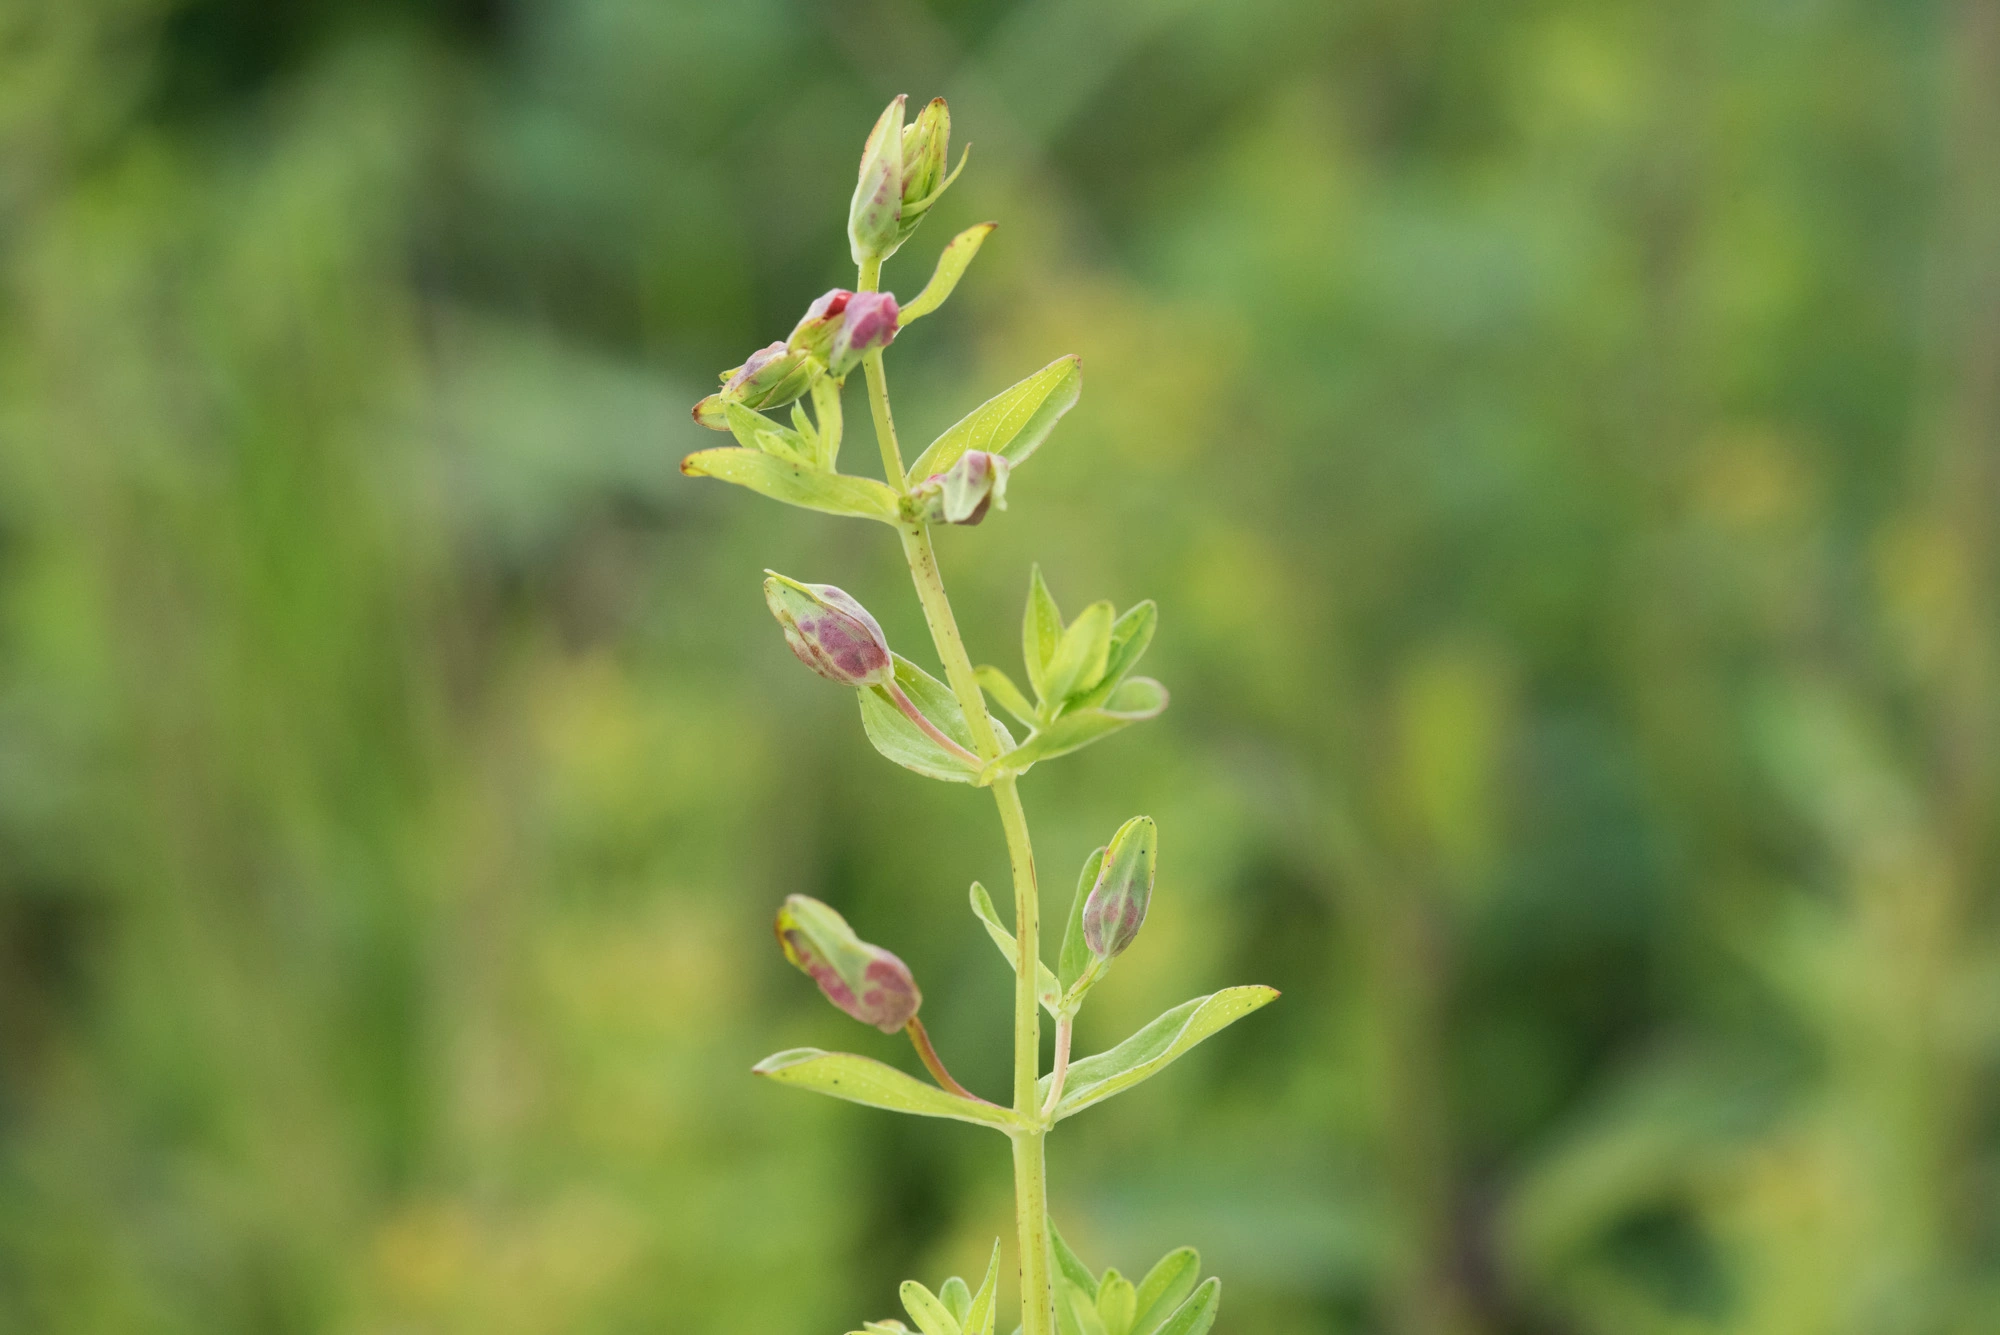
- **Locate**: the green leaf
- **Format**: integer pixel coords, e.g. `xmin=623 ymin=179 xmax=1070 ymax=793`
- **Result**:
xmin=1043 ymin=601 xmax=1114 ymax=705
xmin=1022 ymin=565 xmax=1063 ymax=705
xmin=724 ymin=399 xmax=813 ymax=464
xmin=1066 ymin=602 xmax=1157 ymax=713
xmin=965 ymin=1240 xmax=1002 ymax=1335
xmin=682 ymin=448 xmax=899 ymax=522
xmin=1041 ymin=986 xmax=1280 ymax=1121
xmin=979 ymin=684 xmax=1166 ymax=778
xmin=901 ymin=1281 xmax=961 ymax=1335
xmin=859 ymin=655 xmax=1014 ymax=784
xmin=1050 ymin=1221 xmax=1099 ymax=1299
xmin=1130 ymin=1250 xmax=1199 ymax=1335
xmin=753 ymin=1048 xmax=1020 ymax=1130
xmin=1062 ymin=1278 xmax=1107 ymax=1335
xmin=906 ymin=355 xmax=1082 ymax=484
xmin=975 ymin=665 xmax=1038 ymax=729
xmin=940 ymin=1278 xmax=972 ymax=1327
xmin=1151 ymin=1280 xmax=1219 ymax=1335
xmin=969 ymin=882 xmax=1061 ymax=1016
xmin=1057 ymin=848 xmax=1104 ymax=993
xmin=1096 ymin=1272 xmax=1135 ymax=1335
xmin=898 ymin=223 xmax=997 ymax=325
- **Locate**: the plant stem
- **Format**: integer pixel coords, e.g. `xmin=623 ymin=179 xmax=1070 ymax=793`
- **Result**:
xmin=1041 ymin=1011 xmax=1073 ymax=1120
xmin=905 ymin=1015 xmax=991 ymax=1105
xmin=858 ymin=267 xmax=1055 ymax=1335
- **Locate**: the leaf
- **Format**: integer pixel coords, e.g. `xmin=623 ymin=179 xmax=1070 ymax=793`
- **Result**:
xmin=1043 ymin=601 xmax=1114 ymax=706
xmin=965 ymin=1241 xmax=1002 ymax=1335
xmin=901 ymin=1281 xmax=961 ymax=1335
xmin=975 ymin=665 xmax=1038 ymax=729
xmin=940 ymin=1278 xmax=972 ymax=1326
xmin=1066 ymin=602 xmax=1157 ymax=713
xmin=1151 ymin=1280 xmax=1219 ymax=1335
xmin=906 ymin=355 xmax=1082 ymax=484
xmin=1041 ymin=986 xmax=1280 ymax=1121
xmin=899 ymin=223 xmax=997 ymax=325
xmin=724 ymin=399 xmax=813 ymax=464
xmin=1096 ymin=1271 xmax=1136 ymax=1335
xmin=1022 ymin=564 xmax=1064 ymax=705
xmin=1102 ymin=676 xmax=1169 ymax=720
xmin=860 ymin=656 xmax=1014 ymax=784
xmin=1057 ymin=848 xmax=1104 ymax=993
xmin=753 ymin=1048 xmax=1020 ymax=1130
xmin=682 ymin=448 xmax=899 ymax=522
xmin=969 ymin=882 xmax=1061 ymax=1016
xmin=1050 ymin=1221 xmax=1099 ymax=1299
xmin=1062 ymin=1278 xmax=1107 ymax=1335
xmin=1130 ymin=1250 xmax=1199 ymax=1335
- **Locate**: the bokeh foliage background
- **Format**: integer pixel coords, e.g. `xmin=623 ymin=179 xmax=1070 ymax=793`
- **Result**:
xmin=4 ymin=1 xmax=1999 ymax=1332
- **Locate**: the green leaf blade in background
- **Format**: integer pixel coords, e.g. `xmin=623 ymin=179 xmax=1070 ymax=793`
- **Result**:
xmin=681 ymin=448 xmax=900 ymax=521
xmin=1045 ymin=986 xmax=1279 ymax=1120
xmin=905 ymin=355 xmax=1082 ymax=483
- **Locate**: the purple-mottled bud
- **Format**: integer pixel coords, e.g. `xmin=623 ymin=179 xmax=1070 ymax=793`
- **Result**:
xmin=691 ymin=342 xmax=818 ymax=430
xmin=786 ymin=289 xmax=853 ymax=362
xmin=763 ymin=573 xmax=894 ymax=687
xmin=913 ymin=450 xmax=1011 ymax=526
xmin=827 ymin=291 xmax=900 ymax=376
xmin=775 ymin=894 xmax=922 ymax=1034
xmin=849 ymin=96 xmax=906 ymax=264
xmin=1082 ymin=816 xmax=1156 ymax=961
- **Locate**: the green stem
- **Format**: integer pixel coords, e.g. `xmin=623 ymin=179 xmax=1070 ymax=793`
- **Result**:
xmin=860 ymin=257 xmax=1054 ymax=1334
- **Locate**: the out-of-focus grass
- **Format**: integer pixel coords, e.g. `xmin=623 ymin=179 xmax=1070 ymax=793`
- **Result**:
xmin=2 ymin=2 xmax=1997 ymax=1333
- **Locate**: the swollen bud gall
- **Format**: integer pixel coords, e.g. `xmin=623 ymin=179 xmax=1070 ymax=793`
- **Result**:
xmin=775 ymin=895 xmax=922 ymax=1034
xmin=828 ymin=291 xmax=900 ymax=376
xmin=1082 ymin=815 xmax=1156 ymax=961
xmin=849 ymin=96 xmax=906 ymax=264
xmin=764 ymin=573 xmax=893 ymax=687
xmin=692 ymin=342 xmax=818 ymax=429
xmin=913 ymin=450 xmax=1010 ymax=525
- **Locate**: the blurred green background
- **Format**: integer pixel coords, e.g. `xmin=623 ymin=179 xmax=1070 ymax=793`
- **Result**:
xmin=4 ymin=1 xmax=1999 ymax=1332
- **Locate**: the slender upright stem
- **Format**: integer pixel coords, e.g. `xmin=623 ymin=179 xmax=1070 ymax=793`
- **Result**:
xmin=858 ymin=258 xmax=1056 ymax=1334
xmin=1042 ymin=1012 xmax=1074 ymax=1120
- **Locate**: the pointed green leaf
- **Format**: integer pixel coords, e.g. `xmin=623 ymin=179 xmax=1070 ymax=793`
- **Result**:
xmin=1063 ymin=1278 xmax=1107 ymax=1335
xmin=965 ymin=1241 xmax=1002 ymax=1335
xmin=901 ymin=1281 xmax=961 ymax=1335
xmin=753 ymin=1048 xmax=1020 ymax=1130
xmin=1130 ymin=1250 xmax=1199 ymax=1335
xmin=1067 ymin=602 xmax=1157 ymax=713
xmin=1096 ymin=1272 xmax=1136 ymax=1335
xmin=906 ymin=355 xmax=1082 ymax=484
xmin=1058 ymin=848 xmax=1104 ymax=992
xmin=682 ymin=448 xmax=899 ymax=522
xmin=724 ymin=400 xmax=813 ymax=464
xmin=1101 ymin=676 xmax=1168 ymax=720
xmin=975 ymin=665 xmax=1039 ymax=729
xmin=1050 ymin=1221 xmax=1099 ymax=1299
xmin=979 ymin=679 xmax=1168 ymax=779
xmin=969 ymin=882 xmax=1061 ymax=1015
xmin=1043 ymin=601 xmax=1114 ymax=705
xmin=861 ymin=1323 xmax=910 ymax=1334
xmin=899 ymin=223 xmax=997 ymax=325
xmin=1151 ymin=1280 xmax=1218 ymax=1335
xmin=940 ymin=1278 xmax=972 ymax=1327
xmin=1023 ymin=565 xmax=1064 ymax=704
xmin=859 ymin=655 xmax=1014 ymax=784
xmin=1041 ymin=986 xmax=1279 ymax=1121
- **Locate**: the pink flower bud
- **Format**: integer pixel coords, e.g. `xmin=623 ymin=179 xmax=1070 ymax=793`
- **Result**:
xmin=914 ymin=450 xmax=1010 ymax=526
xmin=763 ymin=573 xmax=894 ymax=687
xmin=827 ymin=291 xmax=900 ymax=376
xmin=786 ymin=289 xmax=853 ymax=362
xmin=776 ymin=895 xmax=922 ymax=1034
xmin=1082 ymin=816 xmax=1156 ymax=961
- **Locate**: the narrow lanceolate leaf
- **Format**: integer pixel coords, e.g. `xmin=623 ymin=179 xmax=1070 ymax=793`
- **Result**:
xmin=964 ymin=1240 xmax=1002 ymax=1335
xmin=1095 ymin=1272 xmax=1135 ymax=1335
xmin=859 ymin=655 xmax=1013 ymax=784
xmin=969 ymin=882 xmax=1061 ymax=1015
xmin=1042 ymin=600 xmax=1114 ymax=705
xmin=682 ymin=449 xmax=900 ymax=522
xmin=1066 ymin=601 xmax=1157 ymax=713
xmin=1022 ymin=564 xmax=1064 ymax=705
xmin=978 ymin=678 xmax=1167 ymax=780
xmin=1041 ymin=986 xmax=1279 ymax=1121
xmin=900 ymin=1281 xmax=961 ymax=1335
xmin=1151 ymin=1280 xmax=1219 ymax=1335
xmin=1130 ymin=1250 xmax=1200 ymax=1335
xmin=974 ymin=665 xmax=1038 ymax=729
xmin=752 ymin=1049 xmax=1020 ymax=1130
xmin=1057 ymin=848 xmax=1104 ymax=993
xmin=899 ymin=223 xmax=997 ymax=326
xmin=724 ymin=399 xmax=813 ymax=464
xmin=1050 ymin=1221 xmax=1099 ymax=1300
xmin=1062 ymin=1278 xmax=1107 ymax=1335
xmin=905 ymin=355 xmax=1082 ymax=484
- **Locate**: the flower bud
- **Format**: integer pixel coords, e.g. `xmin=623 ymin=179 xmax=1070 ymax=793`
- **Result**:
xmin=827 ymin=291 xmax=900 ymax=376
xmin=849 ymin=96 xmax=906 ymax=264
xmin=913 ymin=450 xmax=1010 ymax=525
xmin=898 ymin=98 xmax=952 ymax=222
xmin=763 ymin=573 xmax=894 ymax=687
xmin=691 ymin=342 xmax=818 ymax=430
xmin=787 ymin=289 xmax=853 ymax=362
xmin=775 ymin=894 xmax=922 ymax=1034
xmin=1082 ymin=816 xmax=1156 ymax=961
